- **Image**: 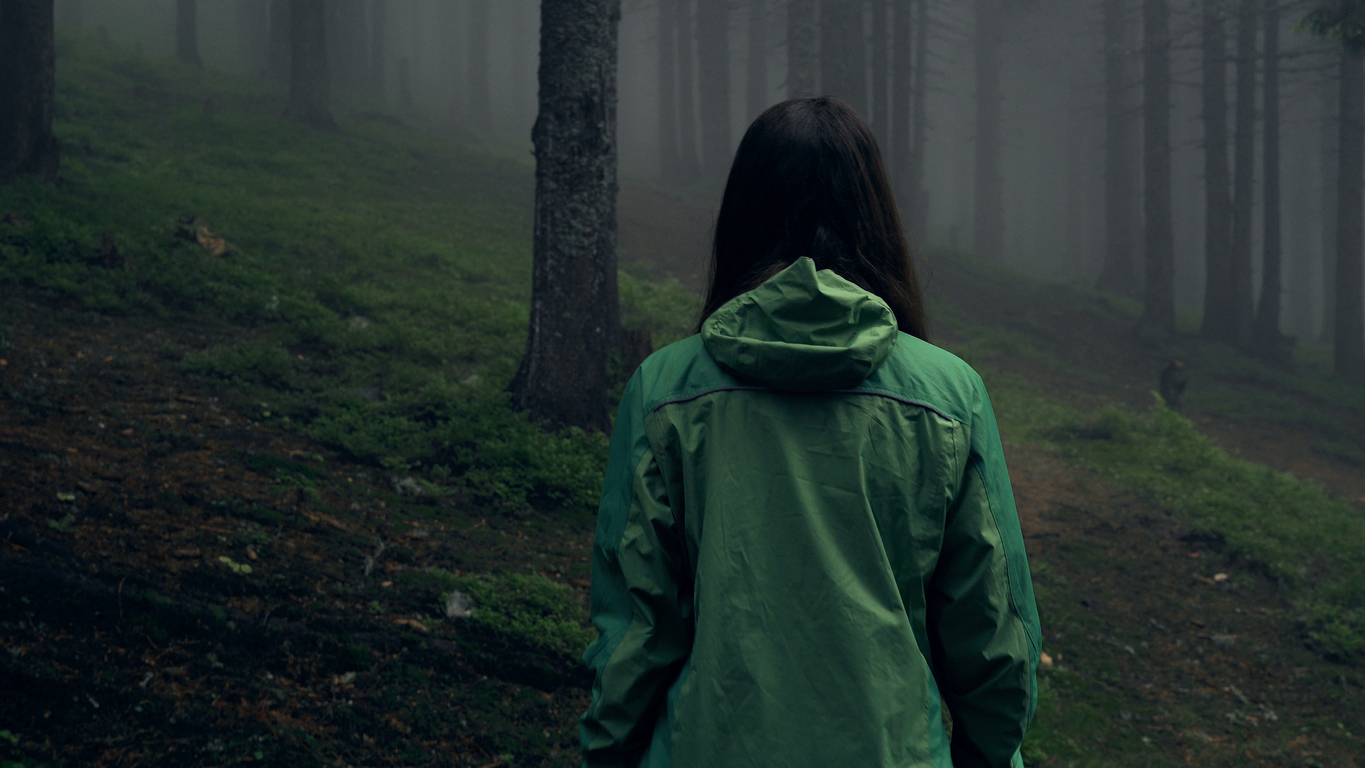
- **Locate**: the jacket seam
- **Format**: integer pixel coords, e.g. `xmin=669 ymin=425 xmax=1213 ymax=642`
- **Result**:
xmin=650 ymin=385 xmax=960 ymax=422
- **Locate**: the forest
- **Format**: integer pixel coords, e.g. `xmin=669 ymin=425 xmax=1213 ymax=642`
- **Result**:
xmin=0 ymin=0 xmax=1362 ymax=766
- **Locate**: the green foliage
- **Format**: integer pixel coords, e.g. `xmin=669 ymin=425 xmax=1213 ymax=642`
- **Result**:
xmin=181 ymin=340 xmax=296 ymax=388
xmin=407 ymin=569 xmax=594 ymax=659
xmin=618 ymin=270 xmax=702 ymax=348
xmin=1300 ymin=1 xmax=1365 ymax=52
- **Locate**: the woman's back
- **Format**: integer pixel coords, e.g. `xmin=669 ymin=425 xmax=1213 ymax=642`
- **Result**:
xmin=580 ymin=259 xmax=1039 ymax=767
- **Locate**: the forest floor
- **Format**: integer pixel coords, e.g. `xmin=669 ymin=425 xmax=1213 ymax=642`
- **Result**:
xmin=3 ymin=33 xmax=1364 ymax=768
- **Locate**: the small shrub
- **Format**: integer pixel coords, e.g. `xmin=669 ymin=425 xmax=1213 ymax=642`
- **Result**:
xmin=181 ymin=340 xmax=295 ymax=388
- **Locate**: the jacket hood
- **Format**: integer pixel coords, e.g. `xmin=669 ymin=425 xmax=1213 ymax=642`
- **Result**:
xmin=701 ymin=257 xmax=898 ymax=392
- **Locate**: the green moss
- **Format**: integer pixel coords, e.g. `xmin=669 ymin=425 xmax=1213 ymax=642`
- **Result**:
xmin=405 ymin=569 xmax=593 ymax=659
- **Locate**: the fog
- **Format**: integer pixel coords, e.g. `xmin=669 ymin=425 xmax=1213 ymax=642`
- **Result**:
xmin=58 ymin=0 xmax=1354 ymax=343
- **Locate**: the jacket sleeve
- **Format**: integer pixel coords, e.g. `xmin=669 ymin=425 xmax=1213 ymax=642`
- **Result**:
xmin=579 ymin=373 xmax=693 ymax=768
xmin=926 ymin=373 xmax=1041 ymax=768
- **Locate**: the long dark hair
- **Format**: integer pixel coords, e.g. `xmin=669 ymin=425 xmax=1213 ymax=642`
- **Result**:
xmin=698 ymin=97 xmax=929 ymax=341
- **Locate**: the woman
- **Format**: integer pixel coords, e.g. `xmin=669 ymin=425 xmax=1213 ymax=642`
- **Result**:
xmin=580 ymin=98 xmax=1040 ymax=768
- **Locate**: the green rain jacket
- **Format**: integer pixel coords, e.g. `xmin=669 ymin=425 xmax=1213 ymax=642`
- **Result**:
xmin=580 ymin=258 xmax=1041 ymax=768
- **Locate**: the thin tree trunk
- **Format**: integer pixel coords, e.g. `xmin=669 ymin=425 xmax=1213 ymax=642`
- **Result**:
xmin=746 ymin=0 xmax=767 ymax=121
xmin=1229 ymin=0 xmax=1257 ymax=349
xmin=177 ymin=0 xmax=202 ymax=67
xmin=0 ymin=0 xmax=59 ymax=185
xmin=786 ymin=0 xmax=817 ymax=97
xmin=284 ymin=0 xmax=338 ymax=130
xmin=1254 ymin=0 xmax=1286 ymax=359
xmin=237 ymin=0 xmax=270 ymax=76
xmin=469 ymin=0 xmax=491 ymax=132
xmin=974 ymin=0 xmax=1004 ymax=262
xmin=1098 ymin=0 xmax=1139 ymax=295
xmin=1200 ymin=0 xmax=1234 ymax=341
xmin=677 ymin=0 xmax=702 ymax=182
xmin=696 ymin=0 xmax=731 ymax=177
xmin=1336 ymin=50 xmax=1365 ymax=381
xmin=330 ymin=0 xmax=367 ymax=93
xmin=269 ymin=0 xmax=291 ymax=82
xmin=370 ymin=0 xmax=387 ymax=101
xmin=510 ymin=0 xmax=622 ymax=433
xmin=910 ymin=0 xmax=928 ymax=238
xmin=821 ymin=0 xmax=867 ymax=116
xmin=1322 ymin=63 xmax=1339 ymax=343
xmin=871 ymin=0 xmax=889 ymax=145
xmin=659 ymin=0 xmax=681 ymax=181
xmin=1142 ymin=0 xmax=1175 ymax=334
xmin=891 ymin=0 xmax=912 ymax=216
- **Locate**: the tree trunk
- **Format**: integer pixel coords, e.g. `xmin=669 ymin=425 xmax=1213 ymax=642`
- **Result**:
xmin=1336 ymin=50 xmax=1365 ymax=382
xmin=510 ymin=0 xmax=622 ymax=434
xmin=1229 ymin=0 xmax=1257 ymax=349
xmin=891 ymin=0 xmax=912 ymax=217
xmin=1142 ymin=0 xmax=1175 ymax=334
xmin=1098 ymin=0 xmax=1139 ymax=296
xmin=370 ymin=0 xmax=387 ymax=102
xmin=1254 ymin=0 xmax=1286 ymax=360
xmin=469 ymin=0 xmax=491 ymax=132
xmin=821 ymin=0 xmax=867 ymax=116
xmin=786 ymin=0 xmax=817 ymax=98
xmin=268 ymin=0 xmax=291 ymax=82
xmin=909 ymin=0 xmax=928 ymax=238
xmin=236 ymin=0 xmax=270 ymax=76
xmin=974 ymin=0 xmax=1004 ymax=262
xmin=1321 ymin=65 xmax=1339 ymax=343
xmin=0 ymin=0 xmax=59 ymax=185
xmin=284 ymin=0 xmax=338 ymax=131
xmin=696 ymin=0 xmax=731 ymax=177
xmin=871 ymin=0 xmax=889 ymax=145
xmin=1200 ymin=0 xmax=1234 ymax=341
xmin=746 ymin=0 xmax=767 ymax=121
xmin=659 ymin=0 xmax=681 ymax=181
xmin=329 ymin=0 xmax=367 ymax=94
xmin=177 ymin=0 xmax=202 ymax=67
xmin=677 ymin=0 xmax=702 ymax=182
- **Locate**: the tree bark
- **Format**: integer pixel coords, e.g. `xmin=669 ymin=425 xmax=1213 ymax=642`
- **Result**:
xmin=786 ymin=0 xmax=817 ymax=97
xmin=0 ymin=0 xmax=59 ymax=185
xmin=696 ymin=0 xmax=732 ymax=178
xmin=1200 ymin=0 xmax=1234 ymax=341
xmin=891 ymin=0 xmax=912 ymax=216
xmin=236 ymin=0 xmax=270 ymax=76
xmin=469 ymin=0 xmax=491 ymax=132
xmin=677 ymin=0 xmax=702 ymax=182
xmin=1254 ymin=0 xmax=1286 ymax=359
xmin=974 ymin=0 xmax=1004 ymax=262
xmin=909 ymin=0 xmax=928 ymax=238
xmin=1229 ymin=0 xmax=1257 ymax=349
xmin=510 ymin=0 xmax=622 ymax=434
xmin=1336 ymin=50 xmax=1365 ymax=382
xmin=659 ymin=0 xmax=681 ymax=181
xmin=268 ymin=0 xmax=291 ymax=82
xmin=746 ymin=0 xmax=768 ymax=121
xmin=1098 ymin=0 xmax=1139 ymax=296
xmin=370 ymin=0 xmax=387 ymax=102
xmin=871 ymin=0 xmax=889 ymax=144
xmin=1142 ymin=0 xmax=1175 ymax=334
xmin=177 ymin=0 xmax=202 ymax=67
xmin=821 ymin=0 xmax=867 ymax=116
xmin=284 ymin=0 xmax=338 ymax=131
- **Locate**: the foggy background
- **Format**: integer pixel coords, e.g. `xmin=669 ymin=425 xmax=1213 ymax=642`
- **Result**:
xmin=58 ymin=0 xmax=1348 ymax=342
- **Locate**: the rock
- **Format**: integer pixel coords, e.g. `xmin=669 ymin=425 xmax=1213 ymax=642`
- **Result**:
xmin=445 ymin=590 xmax=472 ymax=619
xmin=393 ymin=476 xmax=423 ymax=496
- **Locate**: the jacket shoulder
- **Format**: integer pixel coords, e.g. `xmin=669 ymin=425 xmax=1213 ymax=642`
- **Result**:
xmin=631 ymin=334 xmax=743 ymax=414
xmin=856 ymin=333 xmax=984 ymax=425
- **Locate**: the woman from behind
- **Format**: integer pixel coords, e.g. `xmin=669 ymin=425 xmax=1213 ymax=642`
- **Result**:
xmin=580 ymin=97 xmax=1040 ymax=768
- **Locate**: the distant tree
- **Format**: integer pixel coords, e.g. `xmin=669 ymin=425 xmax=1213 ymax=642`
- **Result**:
xmin=1228 ymin=0 xmax=1258 ymax=349
xmin=177 ymin=0 xmax=203 ymax=67
xmin=696 ymin=0 xmax=731 ymax=177
xmin=284 ymin=0 xmax=338 ymax=130
xmin=370 ymin=0 xmax=387 ymax=101
xmin=786 ymin=0 xmax=817 ymax=97
xmin=236 ymin=0 xmax=270 ymax=76
xmin=909 ymin=0 xmax=929 ymax=237
xmin=509 ymin=0 xmax=623 ymax=433
xmin=1141 ymin=0 xmax=1175 ymax=334
xmin=1200 ymin=0 xmax=1235 ymax=341
xmin=56 ymin=0 xmax=81 ymax=29
xmin=658 ymin=0 xmax=682 ymax=181
xmin=469 ymin=0 xmax=491 ymax=132
xmin=821 ymin=0 xmax=867 ymax=116
xmin=1336 ymin=48 xmax=1365 ymax=381
xmin=327 ymin=0 xmax=368 ymax=93
xmin=1320 ymin=68 xmax=1338 ymax=343
xmin=1097 ymin=0 xmax=1139 ymax=296
xmin=268 ymin=0 xmax=291 ymax=81
xmin=974 ymin=0 xmax=1004 ymax=261
xmin=1254 ymin=0 xmax=1289 ymax=361
xmin=890 ymin=0 xmax=913 ymax=212
xmin=871 ymin=0 xmax=889 ymax=144
xmin=746 ymin=0 xmax=768 ymax=121
xmin=0 ymin=0 xmax=59 ymax=185
xmin=397 ymin=57 xmax=415 ymax=112
xmin=677 ymin=0 xmax=702 ymax=182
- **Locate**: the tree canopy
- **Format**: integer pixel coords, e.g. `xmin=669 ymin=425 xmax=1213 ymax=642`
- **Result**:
xmin=1302 ymin=0 xmax=1365 ymax=52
